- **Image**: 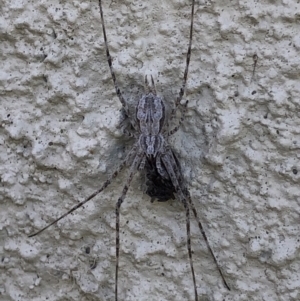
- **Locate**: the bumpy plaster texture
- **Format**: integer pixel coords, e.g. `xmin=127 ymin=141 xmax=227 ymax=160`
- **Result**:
xmin=1 ymin=0 xmax=300 ymax=300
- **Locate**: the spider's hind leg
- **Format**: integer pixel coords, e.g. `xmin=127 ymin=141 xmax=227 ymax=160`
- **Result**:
xmin=115 ymin=151 xmax=145 ymax=301
xmin=160 ymin=151 xmax=198 ymax=301
xmin=185 ymin=192 xmax=231 ymax=291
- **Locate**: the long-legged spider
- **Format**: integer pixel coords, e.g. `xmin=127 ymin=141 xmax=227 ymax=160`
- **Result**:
xmin=29 ymin=0 xmax=230 ymax=300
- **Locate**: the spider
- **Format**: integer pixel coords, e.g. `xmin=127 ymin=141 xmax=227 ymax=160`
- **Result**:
xmin=29 ymin=0 xmax=230 ymax=300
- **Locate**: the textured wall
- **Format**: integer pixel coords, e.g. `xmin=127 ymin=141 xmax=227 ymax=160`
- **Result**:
xmin=1 ymin=0 xmax=300 ymax=300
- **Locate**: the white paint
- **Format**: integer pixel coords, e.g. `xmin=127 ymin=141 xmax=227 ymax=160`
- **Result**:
xmin=1 ymin=0 xmax=300 ymax=301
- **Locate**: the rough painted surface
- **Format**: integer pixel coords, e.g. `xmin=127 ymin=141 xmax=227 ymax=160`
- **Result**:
xmin=1 ymin=0 xmax=300 ymax=300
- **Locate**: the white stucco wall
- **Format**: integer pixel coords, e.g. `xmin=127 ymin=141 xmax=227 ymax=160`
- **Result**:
xmin=1 ymin=0 xmax=300 ymax=300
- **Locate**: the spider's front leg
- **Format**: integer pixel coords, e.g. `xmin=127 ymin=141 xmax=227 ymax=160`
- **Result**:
xmin=116 ymin=107 xmax=139 ymax=138
xmin=167 ymin=99 xmax=188 ymax=135
xmin=167 ymin=0 xmax=195 ymax=132
xmin=98 ymin=0 xmax=128 ymax=111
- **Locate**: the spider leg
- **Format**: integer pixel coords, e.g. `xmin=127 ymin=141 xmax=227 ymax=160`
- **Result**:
xmin=150 ymin=75 xmax=157 ymax=95
xmin=156 ymin=153 xmax=169 ymax=179
xmin=164 ymin=149 xmax=230 ymax=290
xmin=139 ymin=155 xmax=147 ymax=170
xmin=117 ymin=107 xmax=140 ymax=137
xmin=160 ymin=153 xmax=198 ymax=301
xmin=168 ymin=0 xmax=195 ymax=127
xmin=122 ymin=129 xmax=136 ymax=138
xmin=144 ymin=75 xmax=150 ymax=94
xmin=115 ymin=151 xmax=145 ymax=301
xmin=28 ymin=145 xmax=139 ymax=238
xmin=167 ymin=100 xmax=188 ymax=136
xmin=98 ymin=0 xmax=127 ymax=109
xmin=162 ymin=148 xmax=183 ymax=184
xmin=144 ymin=75 xmax=157 ymax=95
xmin=185 ymin=192 xmax=231 ymax=291
xmin=28 ymin=164 xmax=125 ymax=237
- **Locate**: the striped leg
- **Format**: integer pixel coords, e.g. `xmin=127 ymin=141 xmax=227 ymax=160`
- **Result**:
xmin=163 ymin=147 xmax=230 ymax=290
xmin=161 ymin=154 xmax=198 ymax=301
xmin=144 ymin=75 xmax=157 ymax=95
xmin=168 ymin=0 xmax=195 ymax=128
xmin=115 ymin=152 xmax=144 ymax=301
xmin=185 ymin=192 xmax=231 ymax=291
xmin=168 ymin=100 xmax=188 ymax=136
xmin=98 ymin=0 xmax=127 ymax=109
xmin=28 ymin=144 xmax=139 ymax=238
xmin=183 ymin=198 xmax=197 ymax=301
xmin=28 ymin=160 xmax=126 ymax=237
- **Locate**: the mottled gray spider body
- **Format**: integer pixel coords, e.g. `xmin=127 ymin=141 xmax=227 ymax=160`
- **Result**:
xmin=29 ymin=0 xmax=230 ymax=300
